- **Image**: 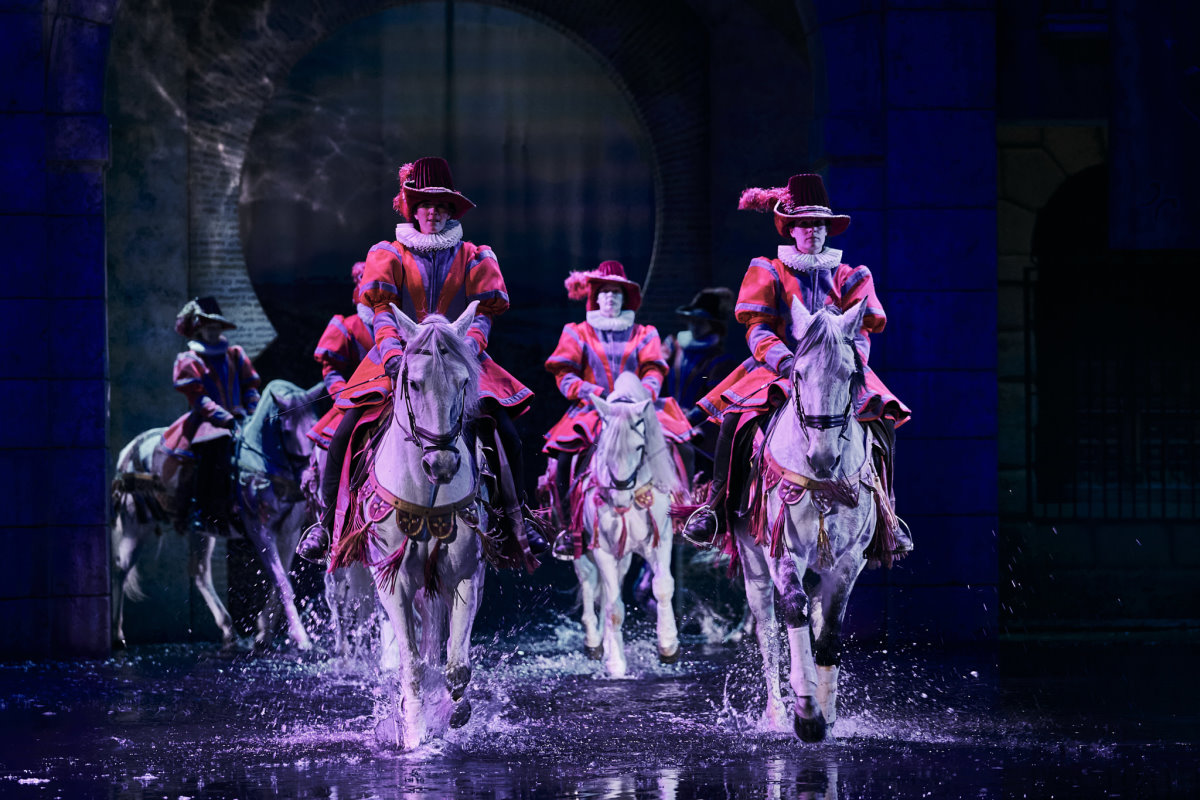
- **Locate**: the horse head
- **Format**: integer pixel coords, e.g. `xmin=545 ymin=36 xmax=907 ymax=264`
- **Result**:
xmin=389 ymin=300 xmax=481 ymax=485
xmin=787 ymin=297 xmax=867 ymax=480
xmin=591 ymin=374 xmax=655 ymax=497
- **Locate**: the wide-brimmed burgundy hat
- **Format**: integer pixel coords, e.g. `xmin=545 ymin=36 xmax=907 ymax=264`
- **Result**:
xmin=585 ymin=260 xmax=642 ymax=312
xmin=739 ymin=173 xmax=851 ymax=238
xmin=392 ymin=156 xmax=476 ymax=220
xmin=175 ymin=296 xmax=236 ymax=338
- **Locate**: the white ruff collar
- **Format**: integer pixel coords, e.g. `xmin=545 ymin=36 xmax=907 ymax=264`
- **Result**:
xmin=777 ymin=246 xmax=843 ymax=272
xmin=395 ymin=220 xmax=463 ymax=251
xmin=188 ymin=338 xmax=229 ymax=356
xmin=586 ymin=309 xmax=635 ymax=331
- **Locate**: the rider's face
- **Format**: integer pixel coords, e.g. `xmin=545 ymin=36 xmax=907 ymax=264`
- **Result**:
xmin=196 ymin=322 xmax=224 ymax=344
xmin=790 ymin=219 xmax=828 ymax=254
xmin=596 ymin=286 xmax=625 ymax=318
xmin=414 ymin=202 xmax=451 ymax=235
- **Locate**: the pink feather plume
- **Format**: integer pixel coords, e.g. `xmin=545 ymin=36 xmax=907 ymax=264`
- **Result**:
xmin=738 ymin=185 xmax=787 ymax=212
xmin=564 ymin=270 xmax=594 ymax=301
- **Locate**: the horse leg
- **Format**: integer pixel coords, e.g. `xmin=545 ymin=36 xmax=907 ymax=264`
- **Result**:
xmin=593 ymin=547 xmax=629 ymax=678
xmin=188 ymin=534 xmax=236 ymax=648
xmin=647 ymin=522 xmax=679 ymax=663
xmin=444 ymin=561 xmax=484 ymax=729
xmin=111 ymin=499 xmax=146 ymax=649
xmin=736 ymin=531 xmax=789 ymax=731
xmin=573 ymin=553 xmax=603 ymax=659
xmin=324 ymin=570 xmax=350 ymax=657
xmin=372 ymin=561 xmax=426 ymax=749
xmin=772 ymin=546 xmax=824 ymax=742
xmin=810 ymin=550 xmax=867 ymax=728
xmin=245 ymin=519 xmax=312 ymax=651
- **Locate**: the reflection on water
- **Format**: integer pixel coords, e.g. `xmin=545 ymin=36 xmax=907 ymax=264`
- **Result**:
xmin=1 ymin=619 xmax=1198 ymax=798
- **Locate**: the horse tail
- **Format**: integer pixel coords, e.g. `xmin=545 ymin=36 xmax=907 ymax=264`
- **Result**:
xmin=123 ymin=560 xmax=147 ymax=603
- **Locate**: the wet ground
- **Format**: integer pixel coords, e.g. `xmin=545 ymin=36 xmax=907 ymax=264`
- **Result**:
xmin=2 ymin=618 xmax=1198 ymax=799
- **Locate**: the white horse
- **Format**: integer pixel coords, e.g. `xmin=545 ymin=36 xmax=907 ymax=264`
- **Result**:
xmin=337 ymin=302 xmax=486 ymax=749
xmin=736 ymin=298 xmax=886 ymax=741
xmin=112 ymin=380 xmax=322 ymax=651
xmin=574 ymin=372 xmax=684 ymax=677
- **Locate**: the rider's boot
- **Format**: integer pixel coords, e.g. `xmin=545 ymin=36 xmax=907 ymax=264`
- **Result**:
xmin=551 ymin=453 xmax=577 ymax=561
xmin=681 ymin=413 xmax=737 ymax=549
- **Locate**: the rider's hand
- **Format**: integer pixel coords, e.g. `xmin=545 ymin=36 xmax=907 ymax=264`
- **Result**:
xmin=385 ymin=355 xmax=402 ymax=381
xmin=213 ymin=413 xmax=237 ymax=430
xmin=778 ymin=356 xmax=794 ymax=377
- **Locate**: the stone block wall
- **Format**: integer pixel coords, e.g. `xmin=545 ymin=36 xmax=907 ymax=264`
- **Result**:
xmin=805 ymin=1 xmax=999 ymax=643
xmin=0 ymin=0 xmax=115 ymax=659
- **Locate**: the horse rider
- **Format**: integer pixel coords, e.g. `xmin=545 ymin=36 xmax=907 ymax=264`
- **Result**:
xmin=543 ymin=260 xmax=697 ymax=560
xmin=296 ymin=156 xmax=547 ymax=565
xmin=303 ymin=261 xmax=376 ymax=453
xmin=160 ymin=296 xmax=261 ymax=536
xmin=679 ymin=173 xmax=912 ymax=564
xmin=662 ymin=286 xmax=743 ymax=481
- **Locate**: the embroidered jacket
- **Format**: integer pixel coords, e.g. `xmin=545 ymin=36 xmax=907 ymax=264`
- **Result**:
xmin=162 ymin=338 xmax=261 ymax=455
xmin=308 ymin=309 xmax=375 ymax=447
xmin=314 ymin=311 xmax=374 ymax=397
xmin=338 ymin=222 xmax=532 ymax=413
xmin=543 ymin=312 xmax=695 ymax=452
xmin=698 ymin=246 xmax=910 ymax=425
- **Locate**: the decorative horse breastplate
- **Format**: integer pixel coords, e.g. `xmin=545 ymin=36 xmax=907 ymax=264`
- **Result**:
xmin=362 ymin=465 xmax=479 ymax=543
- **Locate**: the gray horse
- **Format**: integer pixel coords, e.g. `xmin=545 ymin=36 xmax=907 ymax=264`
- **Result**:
xmin=111 ymin=379 xmax=323 ymax=650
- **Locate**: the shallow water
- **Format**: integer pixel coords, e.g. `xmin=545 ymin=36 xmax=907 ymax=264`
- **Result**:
xmin=2 ymin=617 xmax=1198 ymax=799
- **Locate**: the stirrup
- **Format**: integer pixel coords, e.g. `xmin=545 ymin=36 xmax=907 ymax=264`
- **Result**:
xmin=295 ymin=521 xmax=330 ymax=565
xmin=551 ymin=530 xmax=576 ymax=561
xmin=680 ymin=505 xmax=720 ymax=550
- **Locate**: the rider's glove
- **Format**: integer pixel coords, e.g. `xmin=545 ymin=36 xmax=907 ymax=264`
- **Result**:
xmin=385 ymin=355 xmax=403 ymax=382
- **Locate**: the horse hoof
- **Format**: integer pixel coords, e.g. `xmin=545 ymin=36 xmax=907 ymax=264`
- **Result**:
xmin=793 ymin=707 xmax=828 ymax=743
xmin=446 ymin=665 xmax=471 ymax=701
xmin=449 ymin=698 xmax=472 ymax=729
xmin=658 ymin=645 xmax=680 ymax=664
xmin=374 ymin=715 xmax=406 ymax=749
xmin=584 ymin=644 xmax=604 ymax=661
xmin=112 ymin=638 xmax=127 ymax=651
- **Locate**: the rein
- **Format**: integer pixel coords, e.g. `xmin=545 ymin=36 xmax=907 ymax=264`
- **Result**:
xmin=398 ymin=351 xmax=468 ymax=458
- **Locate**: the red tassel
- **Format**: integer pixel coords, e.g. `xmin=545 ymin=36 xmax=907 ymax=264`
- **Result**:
xmin=423 ymin=540 xmax=442 ymax=595
xmin=647 ymin=507 xmax=660 ymax=549
xmin=769 ymin=510 xmax=786 ymax=559
xmin=372 ymin=538 xmax=408 ymax=594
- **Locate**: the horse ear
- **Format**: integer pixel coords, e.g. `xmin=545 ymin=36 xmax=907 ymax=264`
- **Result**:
xmin=632 ymin=399 xmax=651 ymax=418
xmin=307 ymin=382 xmax=325 ymax=404
xmin=452 ymin=300 xmax=480 ymax=340
xmin=591 ymin=393 xmax=611 ymax=418
xmin=842 ymin=299 xmax=868 ymax=339
xmin=790 ymin=296 xmax=813 ymax=340
xmin=389 ymin=302 xmax=420 ymax=343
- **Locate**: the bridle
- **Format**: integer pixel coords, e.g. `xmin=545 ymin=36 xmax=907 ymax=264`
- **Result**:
xmin=790 ymin=337 xmax=857 ymax=443
xmin=397 ymin=350 xmax=468 ymax=460
xmin=596 ymin=411 xmax=647 ymax=495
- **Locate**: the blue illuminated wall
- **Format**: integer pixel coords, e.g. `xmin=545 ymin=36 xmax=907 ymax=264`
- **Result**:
xmin=0 ymin=1 xmax=114 ymax=658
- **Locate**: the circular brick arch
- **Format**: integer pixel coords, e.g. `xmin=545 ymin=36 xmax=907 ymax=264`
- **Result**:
xmin=186 ymin=0 xmax=709 ymax=352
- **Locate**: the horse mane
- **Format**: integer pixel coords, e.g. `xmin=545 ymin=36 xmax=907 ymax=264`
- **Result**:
xmin=791 ymin=308 xmax=866 ymax=398
xmin=402 ymin=314 xmax=483 ymax=421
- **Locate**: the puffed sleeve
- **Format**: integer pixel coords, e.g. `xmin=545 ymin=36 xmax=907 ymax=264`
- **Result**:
xmin=360 ymin=242 xmax=406 ymax=364
xmin=634 ymin=325 xmax=668 ymax=401
xmin=734 ymin=257 xmax=792 ymax=374
xmin=173 ymin=352 xmax=234 ymax=426
xmin=461 ymin=242 xmax=509 ymax=354
xmin=313 ymin=314 xmax=356 ymax=396
xmin=545 ymin=323 xmax=604 ymax=401
xmin=834 ymin=263 xmax=886 ymax=364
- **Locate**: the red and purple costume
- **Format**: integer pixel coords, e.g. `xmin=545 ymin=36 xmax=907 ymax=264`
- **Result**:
xmin=544 ymin=318 xmax=694 ymax=453
xmin=698 ymin=249 xmax=910 ymax=427
xmin=336 ymin=230 xmax=532 ymax=414
xmin=162 ymin=339 xmax=261 ymax=456
xmin=307 ymin=310 xmax=375 ymax=447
